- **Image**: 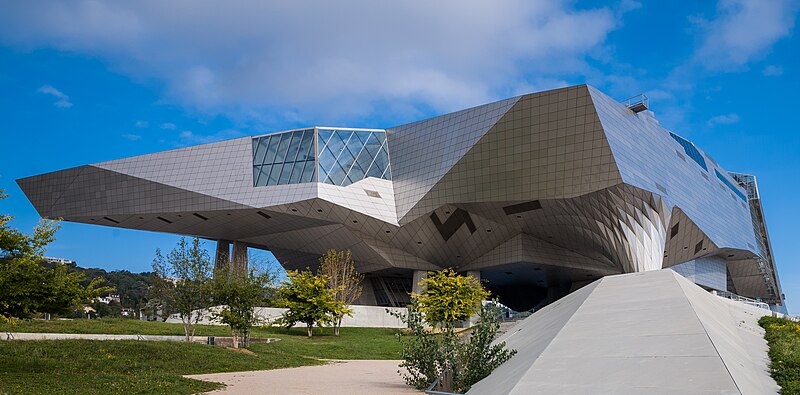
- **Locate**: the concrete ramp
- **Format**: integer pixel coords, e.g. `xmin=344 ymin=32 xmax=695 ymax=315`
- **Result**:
xmin=467 ymin=270 xmax=777 ymax=394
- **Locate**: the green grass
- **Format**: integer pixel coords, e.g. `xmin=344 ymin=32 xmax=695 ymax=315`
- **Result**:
xmin=0 ymin=319 xmax=402 ymax=394
xmin=759 ymin=316 xmax=800 ymax=394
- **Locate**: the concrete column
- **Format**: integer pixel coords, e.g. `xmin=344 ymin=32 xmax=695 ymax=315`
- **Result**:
xmin=412 ymin=270 xmax=428 ymax=295
xmin=232 ymin=241 xmax=249 ymax=274
xmin=214 ymin=240 xmax=231 ymax=273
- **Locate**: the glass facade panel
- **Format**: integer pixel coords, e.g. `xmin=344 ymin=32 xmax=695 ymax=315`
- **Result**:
xmin=252 ymin=129 xmax=316 ymax=186
xmin=715 ymin=169 xmax=747 ymax=202
xmin=252 ymin=127 xmax=391 ymax=187
xmin=669 ymin=132 xmax=708 ymax=171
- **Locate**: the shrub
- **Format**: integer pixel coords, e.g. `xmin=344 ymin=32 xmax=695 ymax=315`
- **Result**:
xmin=759 ymin=315 xmax=800 ymax=394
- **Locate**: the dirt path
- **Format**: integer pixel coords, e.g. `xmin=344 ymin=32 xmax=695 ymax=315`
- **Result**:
xmin=188 ymin=360 xmax=420 ymax=394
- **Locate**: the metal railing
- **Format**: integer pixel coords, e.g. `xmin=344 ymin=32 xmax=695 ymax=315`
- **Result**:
xmin=712 ymin=290 xmax=770 ymax=310
xmin=623 ymin=94 xmax=649 ymax=113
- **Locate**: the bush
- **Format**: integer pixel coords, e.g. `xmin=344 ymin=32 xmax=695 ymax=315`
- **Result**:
xmin=759 ymin=315 xmax=800 ymax=394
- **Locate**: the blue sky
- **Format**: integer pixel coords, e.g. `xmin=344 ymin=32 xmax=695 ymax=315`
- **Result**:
xmin=0 ymin=1 xmax=798 ymax=312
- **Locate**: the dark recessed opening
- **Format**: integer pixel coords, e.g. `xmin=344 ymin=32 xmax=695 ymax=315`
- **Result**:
xmin=226 ymin=213 xmax=231 ymax=216
xmin=138 ymin=217 xmax=144 ymax=220
xmin=103 ymin=217 xmax=120 ymax=224
xmin=417 ymin=241 xmax=422 ymax=244
xmin=486 ymin=229 xmax=492 ymax=233
xmin=505 ymin=271 xmax=512 ymax=275
xmin=586 ymin=274 xmax=593 ymax=277
xmin=533 ymin=268 xmax=541 ymax=271
xmin=727 ymin=254 xmax=735 ymax=258
xmin=177 ymin=214 xmax=182 ymax=218
xmin=445 ymin=211 xmax=450 ymax=215
xmin=256 ymin=211 xmax=271 ymax=219
xmin=156 ymin=216 xmax=172 ymax=224
xmin=291 ymin=209 xmax=297 ymax=212
xmin=516 ymin=215 xmax=521 ymax=218
xmin=385 ymin=230 xmax=391 ymax=233
xmin=684 ymin=246 xmax=688 ymax=249
xmin=456 ymin=255 xmax=461 ymax=258
xmin=90 ymin=218 xmax=95 ymax=221
xmin=193 ymin=213 xmax=208 ymax=221
xmin=352 ymin=220 xmax=358 ymax=223
xmin=317 ymin=209 xmax=323 ymax=213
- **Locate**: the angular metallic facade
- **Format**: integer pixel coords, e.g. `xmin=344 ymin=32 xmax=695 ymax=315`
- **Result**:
xmin=17 ymin=85 xmax=785 ymax=311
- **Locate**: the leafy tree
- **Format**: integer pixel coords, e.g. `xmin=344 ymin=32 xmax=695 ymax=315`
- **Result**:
xmin=318 ymin=249 xmax=362 ymax=335
xmin=0 ymin=190 xmax=110 ymax=323
xmin=212 ymin=265 xmax=276 ymax=348
xmin=278 ymin=269 xmax=345 ymax=337
xmin=395 ymin=269 xmax=514 ymax=393
xmin=150 ymin=237 xmax=213 ymax=341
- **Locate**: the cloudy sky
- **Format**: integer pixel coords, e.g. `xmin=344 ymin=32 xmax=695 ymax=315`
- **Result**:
xmin=0 ymin=1 xmax=798 ymax=312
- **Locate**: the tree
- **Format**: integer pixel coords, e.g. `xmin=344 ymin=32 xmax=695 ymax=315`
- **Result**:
xmin=212 ymin=265 xmax=276 ymax=348
xmin=0 ymin=190 xmax=110 ymax=323
xmin=394 ymin=269 xmax=514 ymax=393
xmin=150 ymin=237 xmax=213 ymax=341
xmin=277 ymin=269 xmax=345 ymax=337
xmin=318 ymin=249 xmax=362 ymax=335
xmin=415 ymin=268 xmax=488 ymax=325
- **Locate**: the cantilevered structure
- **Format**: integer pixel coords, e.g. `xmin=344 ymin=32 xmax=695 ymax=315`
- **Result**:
xmin=17 ymin=85 xmax=785 ymax=312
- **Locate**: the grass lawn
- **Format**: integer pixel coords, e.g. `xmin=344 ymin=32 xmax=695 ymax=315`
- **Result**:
xmin=759 ymin=316 xmax=800 ymax=395
xmin=0 ymin=319 xmax=402 ymax=394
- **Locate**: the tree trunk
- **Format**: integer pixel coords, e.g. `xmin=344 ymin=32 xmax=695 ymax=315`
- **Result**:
xmin=307 ymin=323 xmax=313 ymax=337
xmin=335 ymin=316 xmax=342 ymax=336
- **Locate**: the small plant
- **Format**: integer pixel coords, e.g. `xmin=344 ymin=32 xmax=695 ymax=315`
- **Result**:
xmin=394 ymin=269 xmax=515 ymax=393
xmin=760 ymin=315 xmax=800 ymax=394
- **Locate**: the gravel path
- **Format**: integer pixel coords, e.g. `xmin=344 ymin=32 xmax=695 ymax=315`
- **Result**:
xmin=187 ymin=360 xmax=420 ymax=394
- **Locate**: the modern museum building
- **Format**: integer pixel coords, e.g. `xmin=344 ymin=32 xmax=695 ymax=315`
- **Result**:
xmin=17 ymin=84 xmax=786 ymax=314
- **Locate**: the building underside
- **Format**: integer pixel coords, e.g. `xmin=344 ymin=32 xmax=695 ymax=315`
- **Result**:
xmin=17 ymin=84 xmax=786 ymax=313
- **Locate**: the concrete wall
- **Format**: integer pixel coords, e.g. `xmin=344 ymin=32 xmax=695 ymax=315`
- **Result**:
xmin=167 ymin=304 xmax=407 ymax=329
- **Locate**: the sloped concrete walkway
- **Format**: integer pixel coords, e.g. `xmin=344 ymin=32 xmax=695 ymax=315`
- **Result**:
xmin=467 ymin=270 xmax=777 ymax=395
xmin=188 ymin=360 xmax=419 ymax=394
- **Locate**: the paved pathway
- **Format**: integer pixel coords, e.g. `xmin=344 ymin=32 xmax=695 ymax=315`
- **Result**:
xmin=187 ymin=360 xmax=420 ymax=394
xmin=2 ymin=332 xmax=208 ymax=342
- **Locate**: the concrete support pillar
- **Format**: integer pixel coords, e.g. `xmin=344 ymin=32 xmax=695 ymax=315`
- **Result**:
xmin=214 ymin=240 xmax=231 ymax=273
xmin=232 ymin=241 xmax=249 ymax=274
xmin=412 ymin=270 xmax=428 ymax=296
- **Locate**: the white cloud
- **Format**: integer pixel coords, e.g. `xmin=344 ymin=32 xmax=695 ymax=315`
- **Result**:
xmin=160 ymin=122 xmax=176 ymax=130
xmin=134 ymin=120 xmax=149 ymax=128
xmin=707 ymin=113 xmax=740 ymax=126
xmin=36 ymin=85 xmax=72 ymax=108
xmin=693 ymin=0 xmax=797 ymax=70
xmin=0 ymin=1 xmax=627 ymax=123
xmin=121 ymin=133 xmax=142 ymax=141
xmin=763 ymin=65 xmax=784 ymax=76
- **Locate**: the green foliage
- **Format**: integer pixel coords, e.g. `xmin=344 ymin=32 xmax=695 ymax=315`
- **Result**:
xmin=277 ymin=269 xmax=347 ymax=337
xmin=394 ymin=269 xmax=513 ymax=393
xmin=760 ymin=315 xmax=800 ymax=394
xmin=318 ymin=249 xmax=362 ymax=335
xmin=0 ymin=190 xmax=112 ymax=321
xmin=212 ymin=267 xmax=276 ymax=348
xmin=453 ymin=303 xmax=517 ymax=392
xmin=149 ymin=238 xmax=213 ymax=341
xmin=416 ymin=268 xmax=488 ymax=326
xmin=395 ymin=301 xmax=515 ymax=393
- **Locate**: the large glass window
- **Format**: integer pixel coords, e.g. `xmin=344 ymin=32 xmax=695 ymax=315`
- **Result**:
xmin=253 ymin=129 xmax=316 ymax=186
xmin=317 ymin=128 xmax=391 ymax=186
xmin=252 ymin=127 xmax=391 ymax=187
xmin=715 ymin=169 xmax=747 ymax=202
xmin=669 ymin=132 xmax=708 ymax=171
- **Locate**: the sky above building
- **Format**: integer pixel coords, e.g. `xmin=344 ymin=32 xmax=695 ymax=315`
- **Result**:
xmin=0 ymin=1 xmax=798 ymax=313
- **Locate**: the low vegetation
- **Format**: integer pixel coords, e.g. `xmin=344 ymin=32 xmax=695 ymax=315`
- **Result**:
xmin=396 ymin=269 xmax=515 ymax=393
xmin=760 ymin=316 xmax=800 ymax=394
xmin=0 ymin=319 xmax=402 ymax=394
